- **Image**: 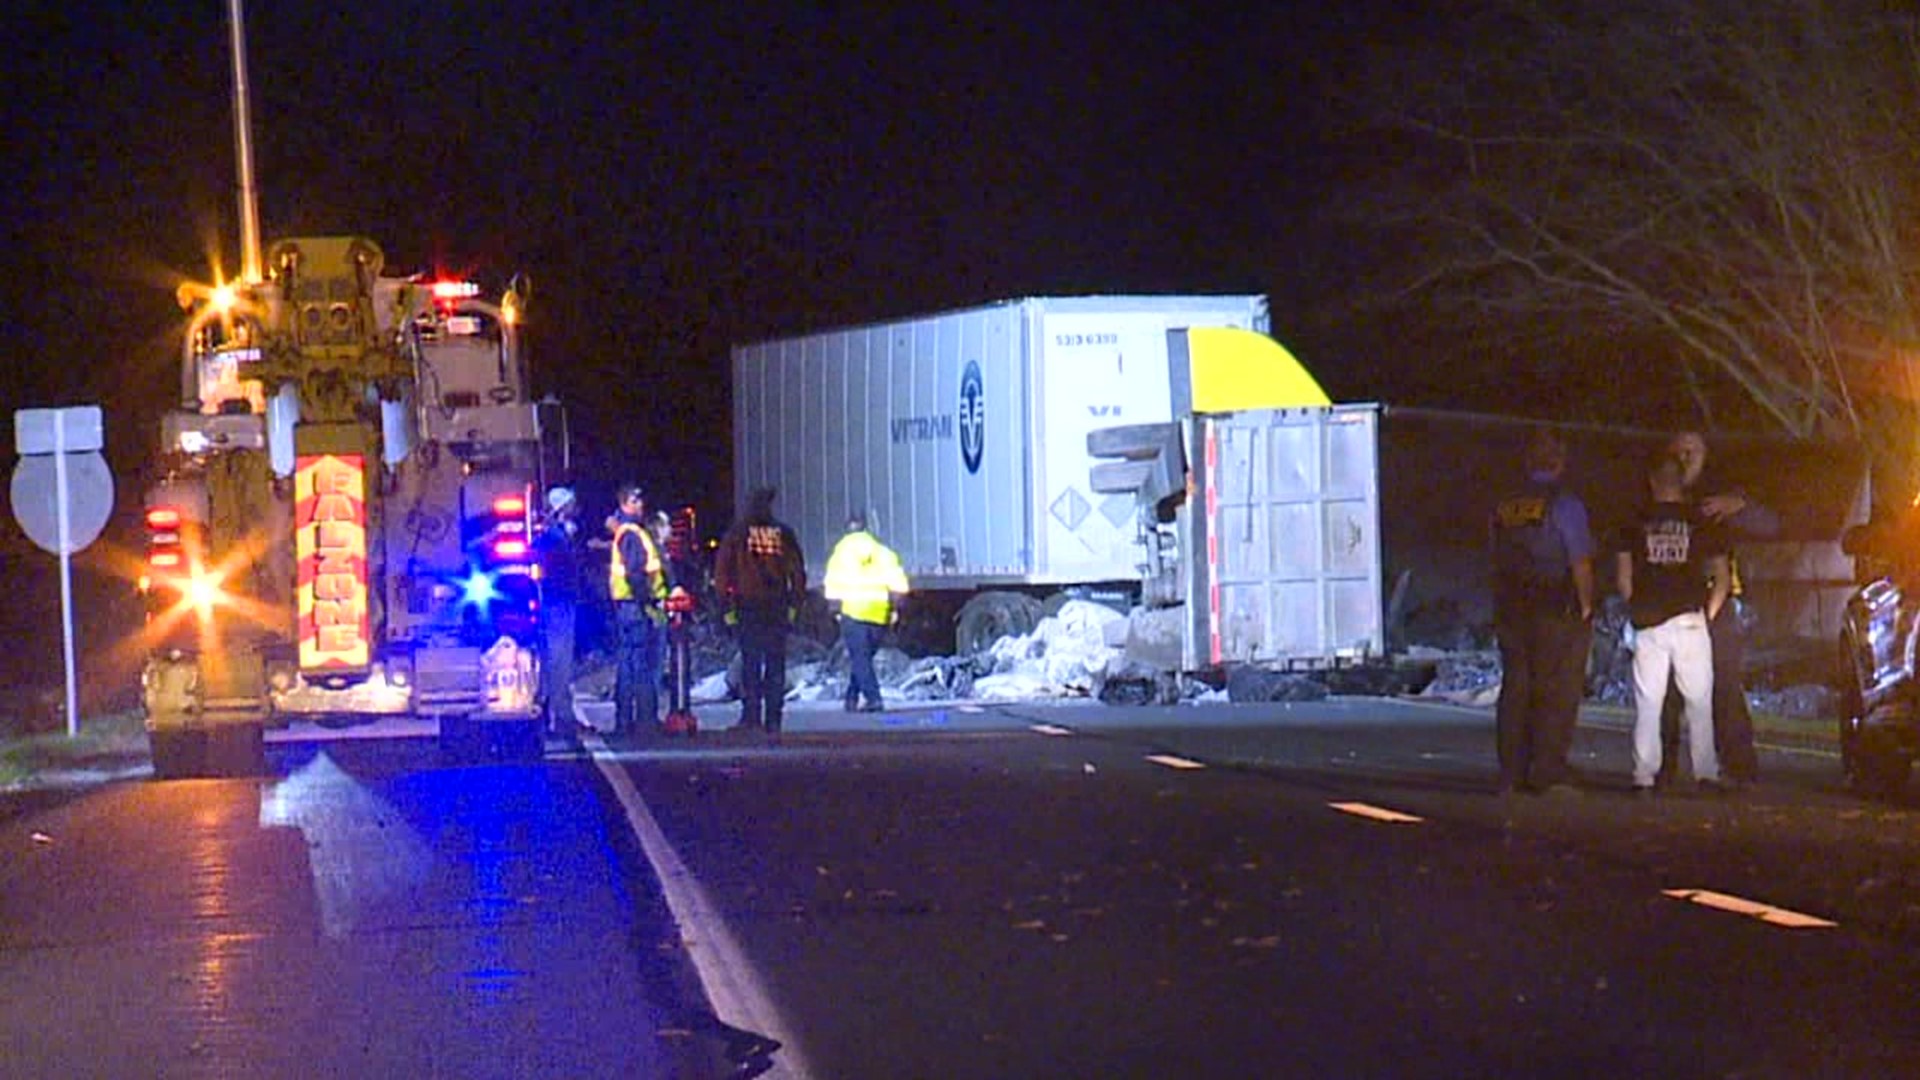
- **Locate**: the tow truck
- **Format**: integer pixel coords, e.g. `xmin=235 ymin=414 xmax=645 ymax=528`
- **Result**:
xmin=136 ymin=1 xmax=566 ymax=777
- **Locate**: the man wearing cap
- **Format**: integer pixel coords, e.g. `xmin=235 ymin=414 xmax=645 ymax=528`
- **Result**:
xmin=534 ymin=485 xmax=586 ymax=738
xmin=823 ymin=512 xmax=910 ymax=712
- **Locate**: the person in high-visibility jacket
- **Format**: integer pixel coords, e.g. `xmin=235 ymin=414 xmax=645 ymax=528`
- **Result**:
xmin=607 ymin=482 xmax=667 ymax=734
xmin=823 ymin=512 xmax=909 ymax=712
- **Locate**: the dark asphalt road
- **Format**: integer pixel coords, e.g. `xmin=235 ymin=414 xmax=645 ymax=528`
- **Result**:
xmin=602 ymin=698 xmax=1920 ymax=1079
xmin=5 ymin=698 xmax=1920 ymax=1078
xmin=0 ymin=741 xmax=721 ymax=1079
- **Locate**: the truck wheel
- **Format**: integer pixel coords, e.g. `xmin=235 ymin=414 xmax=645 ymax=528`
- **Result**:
xmin=955 ymin=591 xmax=1044 ymax=656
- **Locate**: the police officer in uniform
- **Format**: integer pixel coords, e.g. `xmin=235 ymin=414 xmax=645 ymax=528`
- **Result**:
xmin=608 ymin=483 xmax=667 ymax=735
xmin=714 ymin=487 xmax=807 ymax=732
xmin=1488 ymin=430 xmax=1596 ymax=794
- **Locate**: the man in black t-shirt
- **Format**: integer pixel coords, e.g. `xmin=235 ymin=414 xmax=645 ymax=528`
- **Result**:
xmin=1659 ymin=430 xmax=1780 ymax=784
xmin=1613 ymin=453 xmax=1732 ymax=794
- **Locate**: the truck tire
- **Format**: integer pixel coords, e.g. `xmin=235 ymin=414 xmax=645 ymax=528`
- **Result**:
xmin=954 ymin=591 xmax=1044 ymax=657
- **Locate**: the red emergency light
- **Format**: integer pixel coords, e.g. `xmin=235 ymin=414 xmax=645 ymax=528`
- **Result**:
xmin=431 ymin=280 xmax=482 ymax=301
xmin=492 ymin=493 xmax=528 ymax=517
xmin=144 ymin=504 xmax=189 ymax=572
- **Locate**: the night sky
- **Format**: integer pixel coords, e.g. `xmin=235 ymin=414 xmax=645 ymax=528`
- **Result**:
xmin=4 ymin=0 xmax=1443 ymax=527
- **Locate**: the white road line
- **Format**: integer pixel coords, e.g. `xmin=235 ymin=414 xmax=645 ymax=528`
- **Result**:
xmin=1328 ymin=801 xmax=1425 ymax=823
xmin=585 ymin=734 xmax=818 ymax=1079
xmin=1145 ymin=753 xmax=1207 ymax=770
xmin=1661 ymin=888 xmax=1838 ymax=929
xmin=1030 ymin=723 xmax=1075 ymax=736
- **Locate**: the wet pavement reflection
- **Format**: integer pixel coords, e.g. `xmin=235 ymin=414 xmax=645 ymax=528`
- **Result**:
xmin=0 ymin=738 xmax=716 ymax=1078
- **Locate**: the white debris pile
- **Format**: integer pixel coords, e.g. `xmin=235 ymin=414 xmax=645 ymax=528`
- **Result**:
xmin=972 ymin=601 xmax=1126 ymax=700
xmin=1415 ymin=650 xmax=1501 ymax=708
xmin=738 ymin=599 xmax=1152 ymax=705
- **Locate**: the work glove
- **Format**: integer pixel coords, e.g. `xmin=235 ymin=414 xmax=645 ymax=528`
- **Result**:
xmin=724 ymin=609 xmax=740 ymax=627
xmin=785 ymin=606 xmax=798 ymax=626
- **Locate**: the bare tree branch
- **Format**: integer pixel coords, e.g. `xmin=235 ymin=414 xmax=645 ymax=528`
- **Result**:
xmin=1347 ymin=0 xmax=1920 ymax=455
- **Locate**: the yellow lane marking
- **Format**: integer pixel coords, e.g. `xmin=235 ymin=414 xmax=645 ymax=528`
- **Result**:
xmin=1661 ymin=889 xmax=1837 ymax=928
xmin=1329 ymin=802 xmax=1424 ymax=823
xmin=1145 ymin=754 xmax=1207 ymax=770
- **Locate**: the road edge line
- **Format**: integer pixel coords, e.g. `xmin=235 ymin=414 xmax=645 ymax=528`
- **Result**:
xmin=586 ymin=736 xmax=817 ymax=1079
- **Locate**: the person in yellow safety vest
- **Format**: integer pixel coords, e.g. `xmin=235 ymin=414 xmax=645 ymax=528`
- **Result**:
xmin=823 ymin=512 xmax=910 ymax=712
xmin=608 ymin=482 xmax=667 ymax=735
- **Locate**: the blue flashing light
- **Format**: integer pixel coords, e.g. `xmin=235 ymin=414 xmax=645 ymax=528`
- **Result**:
xmin=460 ymin=568 xmax=501 ymax=608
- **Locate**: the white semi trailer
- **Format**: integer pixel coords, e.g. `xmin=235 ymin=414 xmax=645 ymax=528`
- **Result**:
xmin=731 ymin=295 xmax=1382 ymax=671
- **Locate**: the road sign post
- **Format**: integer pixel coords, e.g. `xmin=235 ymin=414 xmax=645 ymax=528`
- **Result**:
xmin=11 ymin=407 xmax=114 ymax=738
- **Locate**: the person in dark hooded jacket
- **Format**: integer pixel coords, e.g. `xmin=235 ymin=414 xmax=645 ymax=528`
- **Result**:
xmin=713 ymin=487 xmax=807 ymax=732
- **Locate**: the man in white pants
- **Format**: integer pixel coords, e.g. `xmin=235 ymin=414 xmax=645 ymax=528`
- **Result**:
xmin=1614 ymin=453 xmax=1732 ymax=794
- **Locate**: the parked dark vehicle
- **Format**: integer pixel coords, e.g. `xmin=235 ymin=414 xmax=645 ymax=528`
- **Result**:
xmin=1837 ymin=517 xmax=1920 ymax=796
